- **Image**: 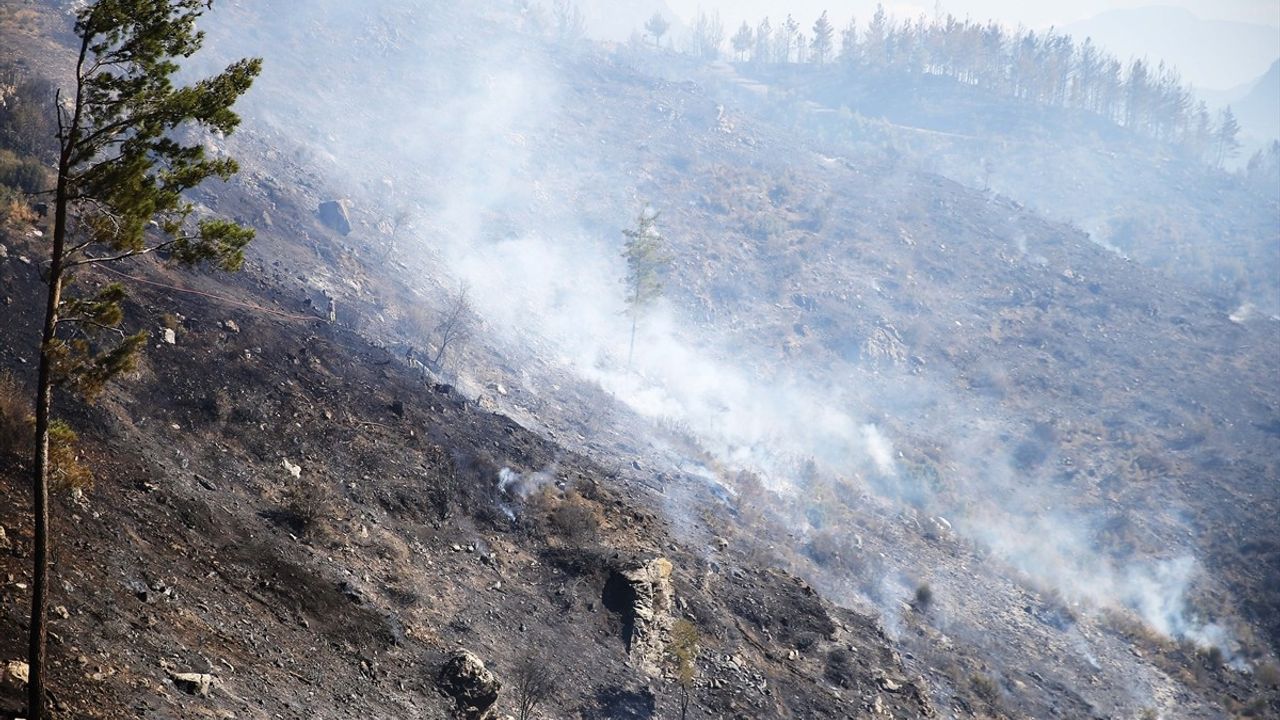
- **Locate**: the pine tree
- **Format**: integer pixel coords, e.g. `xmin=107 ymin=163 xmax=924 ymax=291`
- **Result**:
xmin=621 ymin=208 xmax=670 ymax=367
xmin=839 ymin=17 xmax=860 ymax=65
xmin=690 ymin=10 xmax=725 ymax=61
xmin=780 ymin=14 xmax=801 ymax=63
xmin=644 ymin=12 xmax=670 ymax=48
xmin=1215 ymin=106 xmax=1242 ymax=167
xmin=731 ymin=22 xmax=753 ymax=62
xmin=810 ymin=11 xmax=834 ymax=65
xmin=25 ymin=2 xmax=260 ymax=717
xmin=753 ymin=17 xmax=773 ymax=63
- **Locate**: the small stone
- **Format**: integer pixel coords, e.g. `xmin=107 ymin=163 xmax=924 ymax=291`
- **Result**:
xmin=163 ymin=328 xmax=176 ymax=345
xmin=2 ymin=660 xmax=30 ymax=687
xmin=222 ymin=319 xmax=240 ymax=333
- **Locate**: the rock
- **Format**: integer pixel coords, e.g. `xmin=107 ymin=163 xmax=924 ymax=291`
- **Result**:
xmin=170 ymin=671 xmax=214 ymax=697
xmin=0 ymin=244 xmax=7 ymax=259
xmin=162 ymin=328 xmax=176 ymax=345
xmin=221 ymin=319 xmax=240 ymax=333
xmin=0 ymin=526 xmax=8 ymax=551
xmin=437 ymin=649 xmax=500 ymax=719
xmin=282 ymin=458 xmax=302 ymax=479
xmin=318 ymin=199 xmax=352 ymax=235
xmin=2 ymin=660 xmax=28 ymax=687
xmin=878 ymin=676 xmax=902 ymax=692
xmin=607 ymin=558 xmax=675 ymax=676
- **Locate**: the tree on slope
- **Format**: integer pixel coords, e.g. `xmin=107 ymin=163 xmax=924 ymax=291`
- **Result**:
xmin=24 ymin=2 xmax=260 ymax=717
xmin=731 ymin=22 xmax=753 ymax=62
xmin=811 ymin=11 xmax=834 ymax=65
xmin=621 ymin=208 xmax=670 ymax=367
xmin=645 ymin=12 xmax=670 ymax=48
xmin=1215 ymin=106 xmax=1242 ymax=168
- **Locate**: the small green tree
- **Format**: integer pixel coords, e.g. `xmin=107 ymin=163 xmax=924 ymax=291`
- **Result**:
xmin=668 ymin=619 xmax=700 ymax=720
xmin=645 ymin=12 xmax=670 ymax=48
xmin=621 ymin=208 xmax=671 ymax=367
xmin=25 ymin=2 xmax=260 ymax=717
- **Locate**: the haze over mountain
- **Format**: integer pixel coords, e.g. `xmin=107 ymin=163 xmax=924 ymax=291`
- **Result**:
xmin=1 ymin=2 xmax=1277 ymax=719
xmin=1062 ymin=5 xmax=1280 ymax=90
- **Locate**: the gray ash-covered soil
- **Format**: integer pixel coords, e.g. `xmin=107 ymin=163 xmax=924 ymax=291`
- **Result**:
xmin=0 ymin=234 xmax=932 ymax=719
xmin=2 ymin=1 xmax=1279 ymax=719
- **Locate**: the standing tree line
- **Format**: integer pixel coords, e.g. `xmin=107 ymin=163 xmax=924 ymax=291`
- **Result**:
xmin=654 ymin=5 xmax=1244 ymax=167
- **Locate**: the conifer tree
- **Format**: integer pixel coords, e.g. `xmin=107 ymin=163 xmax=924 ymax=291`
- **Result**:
xmin=753 ymin=17 xmax=773 ymax=63
xmin=811 ymin=11 xmax=835 ymax=64
xmin=779 ymin=14 xmax=800 ymax=63
xmin=731 ymin=22 xmax=754 ymax=62
xmin=25 ymin=2 xmax=260 ymax=717
xmin=1215 ymin=106 xmax=1242 ymax=167
xmin=621 ymin=208 xmax=670 ymax=367
xmin=645 ymin=12 xmax=670 ymax=48
xmin=839 ymin=17 xmax=860 ymax=65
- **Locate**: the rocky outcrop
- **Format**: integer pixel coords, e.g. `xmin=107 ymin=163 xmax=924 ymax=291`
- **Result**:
xmin=605 ymin=558 xmax=674 ymax=676
xmin=317 ymin=199 xmax=352 ymax=235
xmin=437 ymin=649 xmax=500 ymax=719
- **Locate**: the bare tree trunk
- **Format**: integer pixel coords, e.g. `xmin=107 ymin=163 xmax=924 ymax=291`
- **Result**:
xmin=28 ymin=162 xmax=68 ymax=720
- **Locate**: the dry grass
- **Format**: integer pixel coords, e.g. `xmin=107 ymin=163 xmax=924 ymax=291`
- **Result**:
xmin=48 ymin=420 xmax=93 ymax=493
xmin=0 ymin=370 xmax=32 ymax=459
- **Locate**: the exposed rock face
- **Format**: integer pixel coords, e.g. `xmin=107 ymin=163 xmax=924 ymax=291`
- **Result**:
xmin=437 ymin=649 xmax=500 ymax=719
xmin=317 ymin=199 xmax=352 ymax=235
xmin=605 ymin=558 xmax=674 ymax=676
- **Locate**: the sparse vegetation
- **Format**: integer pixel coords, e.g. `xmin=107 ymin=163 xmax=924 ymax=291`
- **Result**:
xmin=548 ymin=489 xmax=602 ymax=545
xmin=430 ymin=283 xmax=477 ymax=367
xmin=668 ymin=618 xmax=699 ymax=720
xmin=913 ymin=582 xmax=933 ymax=611
xmin=512 ymin=651 xmax=558 ymax=720
xmin=0 ymin=371 xmax=32 ymax=460
xmin=46 ymin=420 xmax=92 ymax=494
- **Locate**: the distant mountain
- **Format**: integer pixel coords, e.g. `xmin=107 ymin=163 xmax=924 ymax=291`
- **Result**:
xmin=1235 ymin=59 xmax=1280 ymax=142
xmin=1063 ymin=5 xmax=1279 ymax=91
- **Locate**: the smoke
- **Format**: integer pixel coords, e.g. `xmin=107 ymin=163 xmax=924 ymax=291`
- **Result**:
xmin=497 ymin=465 xmax=559 ymax=501
xmin=190 ymin=0 xmax=1248 ymax=685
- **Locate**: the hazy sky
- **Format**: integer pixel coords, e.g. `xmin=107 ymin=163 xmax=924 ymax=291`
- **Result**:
xmin=664 ymin=1 xmax=1280 ymax=28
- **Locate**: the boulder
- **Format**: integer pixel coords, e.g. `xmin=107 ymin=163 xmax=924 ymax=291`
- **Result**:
xmin=170 ymin=671 xmax=214 ymax=697
xmin=318 ymin=199 xmax=352 ymax=235
xmin=437 ymin=649 xmax=500 ymax=719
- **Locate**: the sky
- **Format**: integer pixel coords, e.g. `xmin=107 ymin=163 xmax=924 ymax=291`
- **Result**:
xmin=664 ymin=1 xmax=1280 ymax=29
